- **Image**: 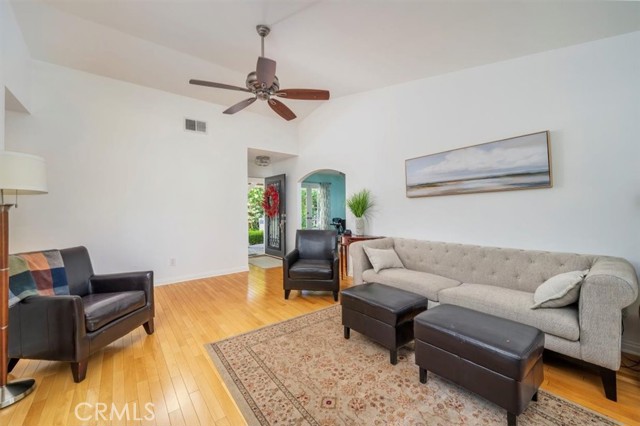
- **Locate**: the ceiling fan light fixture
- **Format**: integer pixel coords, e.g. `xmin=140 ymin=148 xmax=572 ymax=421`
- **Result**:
xmin=255 ymin=155 xmax=271 ymax=167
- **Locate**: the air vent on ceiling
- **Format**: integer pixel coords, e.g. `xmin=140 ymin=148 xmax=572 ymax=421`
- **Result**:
xmin=185 ymin=118 xmax=207 ymax=134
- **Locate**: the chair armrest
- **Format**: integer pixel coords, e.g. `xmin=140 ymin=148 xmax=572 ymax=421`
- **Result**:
xmin=332 ymin=250 xmax=339 ymax=279
xmin=91 ymin=271 xmax=154 ymax=313
xmin=284 ymin=249 xmax=300 ymax=271
xmin=11 ymin=295 xmax=86 ymax=360
xmin=90 ymin=271 xmax=153 ymax=294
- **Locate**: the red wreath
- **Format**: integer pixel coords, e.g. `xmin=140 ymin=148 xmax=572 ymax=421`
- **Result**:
xmin=262 ymin=184 xmax=280 ymax=218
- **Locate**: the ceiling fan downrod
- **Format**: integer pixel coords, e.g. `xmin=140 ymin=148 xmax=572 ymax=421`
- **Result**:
xmin=256 ymin=25 xmax=270 ymax=57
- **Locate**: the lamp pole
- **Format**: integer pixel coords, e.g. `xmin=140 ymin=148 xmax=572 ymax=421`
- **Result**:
xmin=0 ymin=151 xmax=47 ymax=409
xmin=0 ymin=203 xmax=36 ymax=408
xmin=0 ymin=204 xmax=9 ymax=387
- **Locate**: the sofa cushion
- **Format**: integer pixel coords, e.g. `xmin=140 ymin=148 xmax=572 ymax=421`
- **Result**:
xmin=289 ymin=259 xmax=333 ymax=280
xmin=438 ymin=283 xmax=579 ymax=341
xmin=532 ymin=270 xmax=588 ymax=309
xmin=363 ymin=246 xmax=404 ymax=273
xmin=82 ymin=291 xmax=146 ymax=332
xmin=362 ymin=268 xmax=460 ymax=301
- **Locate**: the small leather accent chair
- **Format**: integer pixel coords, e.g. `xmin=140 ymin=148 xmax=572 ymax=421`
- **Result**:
xmin=8 ymin=246 xmax=155 ymax=383
xmin=284 ymin=230 xmax=339 ymax=301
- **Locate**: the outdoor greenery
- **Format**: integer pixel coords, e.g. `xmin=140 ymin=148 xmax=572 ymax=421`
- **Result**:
xmin=248 ymin=186 xmax=264 ymax=245
xmin=247 ymin=186 xmax=264 ymax=230
xmin=346 ymin=189 xmax=374 ymax=218
xmin=249 ymin=229 xmax=264 ymax=245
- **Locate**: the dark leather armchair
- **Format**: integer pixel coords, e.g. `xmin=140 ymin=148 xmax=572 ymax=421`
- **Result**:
xmin=284 ymin=230 xmax=339 ymax=301
xmin=8 ymin=246 xmax=154 ymax=382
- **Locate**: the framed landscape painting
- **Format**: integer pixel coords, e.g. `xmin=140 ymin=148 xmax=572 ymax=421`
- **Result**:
xmin=405 ymin=131 xmax=552 ymax=198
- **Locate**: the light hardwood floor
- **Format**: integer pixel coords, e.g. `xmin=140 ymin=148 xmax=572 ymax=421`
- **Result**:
xmin=1 ymin=264 xmax=638 ymax=425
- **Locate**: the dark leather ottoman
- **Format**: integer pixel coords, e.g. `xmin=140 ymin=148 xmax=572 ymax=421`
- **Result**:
xmin=341 ymin=283 xmax=429 ymax=364
xmin=415 ymin=305 xmax=544 ymax=426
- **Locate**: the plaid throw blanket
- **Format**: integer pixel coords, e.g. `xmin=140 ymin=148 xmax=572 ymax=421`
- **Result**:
xmin=9 ymin=250 xmax=70 ymax=307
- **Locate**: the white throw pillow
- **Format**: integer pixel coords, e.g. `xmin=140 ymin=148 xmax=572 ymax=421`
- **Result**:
xmin=531 ymin=269 xmax=589 ymax=309
xmin=363 ymin=246 xmax=405 ymax=273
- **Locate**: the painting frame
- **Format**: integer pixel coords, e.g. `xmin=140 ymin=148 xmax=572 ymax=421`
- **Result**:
xmin=405 ymin=131 xmax=552 ymax=198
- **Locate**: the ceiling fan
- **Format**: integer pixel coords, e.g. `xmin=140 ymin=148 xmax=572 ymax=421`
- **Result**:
xmin=190 ymin=25 xmax=330 ymax=121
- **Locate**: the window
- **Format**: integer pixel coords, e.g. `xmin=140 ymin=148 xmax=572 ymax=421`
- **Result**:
xmin=300 ymin=184 xmax=320 ymax=229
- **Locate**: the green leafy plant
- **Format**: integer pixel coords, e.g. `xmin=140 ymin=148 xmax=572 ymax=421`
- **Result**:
xmin=248 ymin=230 xmax=264 ymax=245
xmin=247 ymin=186 xmax=265 ymax=230
xmin=346 ymin=189 xmax=374 ymax=219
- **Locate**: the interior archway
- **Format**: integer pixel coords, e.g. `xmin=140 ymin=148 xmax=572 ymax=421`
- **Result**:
xmin=297 ymin=169 xmax=346 ymax=234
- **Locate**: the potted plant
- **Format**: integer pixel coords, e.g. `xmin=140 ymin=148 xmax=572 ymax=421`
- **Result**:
xmin=346 ymin=189 xmax=374 ymax=235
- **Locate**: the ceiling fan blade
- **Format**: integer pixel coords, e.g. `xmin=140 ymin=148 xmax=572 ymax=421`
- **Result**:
xmin=275 ymin=89 xmax=330 ymax=101
xmin=256 ymin=57 xmax=276 ymax=88
xmin=189 ymin=79 xmax=251 ymax=93
xmin=268 ymin=98 xmax=296 ymax=121
xmin=223 ymin=97 xmax=257 ymax=115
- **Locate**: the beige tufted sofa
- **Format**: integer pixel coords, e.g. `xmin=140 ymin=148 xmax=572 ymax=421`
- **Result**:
xmin=350 ymin=237 xmax=639 ymax=401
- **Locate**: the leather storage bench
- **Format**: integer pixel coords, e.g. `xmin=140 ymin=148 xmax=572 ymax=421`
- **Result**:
xmin=414 ymin=305 xmax=544 ymax=426
xmin=341 ymin=283 xmax=428 ymax=364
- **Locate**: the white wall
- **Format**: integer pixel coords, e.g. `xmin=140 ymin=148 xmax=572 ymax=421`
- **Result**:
xmin=1 ymin=1 xmax=31 ymax=113
xmin=279 ymin=32 xmax=640 ymax=353
xmin=0 ymin=4 xmax=5 ymax=151
xmin=247 ymin=161 xmax=275 ymax=179
xmin=6 ymin=60 xmax=297 ymax=284
xmin=2 ymin=0 xmax=34 ymax=150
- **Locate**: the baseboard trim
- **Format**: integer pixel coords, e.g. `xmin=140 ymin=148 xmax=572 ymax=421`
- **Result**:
xmin=154 ymin=266 xmax=249 ymax=286
xmin=622 ymin=339 xmax=640 ymax=356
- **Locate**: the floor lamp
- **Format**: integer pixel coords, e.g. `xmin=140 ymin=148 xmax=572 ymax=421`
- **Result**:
xmin=0 ymin=151 xmax=47 ymax=408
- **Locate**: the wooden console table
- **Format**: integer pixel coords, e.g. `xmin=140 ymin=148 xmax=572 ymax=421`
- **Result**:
xmin=340 ymin=235 xmax=383 ymax=279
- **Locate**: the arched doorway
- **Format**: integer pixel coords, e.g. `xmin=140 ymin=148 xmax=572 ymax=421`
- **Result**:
xmin=298 ymin=170 xmax=346 ymax=234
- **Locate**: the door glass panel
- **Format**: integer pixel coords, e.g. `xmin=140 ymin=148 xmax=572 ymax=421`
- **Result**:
xmin=264 ymin=174 xmax=286 ymax=258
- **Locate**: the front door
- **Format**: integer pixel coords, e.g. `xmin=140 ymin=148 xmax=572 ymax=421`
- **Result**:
xmin=264 ymin=174 xmax=286 ymax=258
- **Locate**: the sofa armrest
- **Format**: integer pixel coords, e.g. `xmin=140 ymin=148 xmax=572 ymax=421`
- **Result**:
xmin=584 ymin=257 xmax=639 ymax=308
xmin=90 ymin=271 xmax=154 ymax=313
xmin=350 ymin=237 xmax=395 ymax=284
xmin=10 ymin=295 xmax=86 ymax=361
xmin=579 ymin=256 xmax=639 ymax=370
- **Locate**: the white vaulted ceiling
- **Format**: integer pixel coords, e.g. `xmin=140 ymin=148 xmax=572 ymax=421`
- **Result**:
xmin=10 ymin=0 xmax=640 ymax=120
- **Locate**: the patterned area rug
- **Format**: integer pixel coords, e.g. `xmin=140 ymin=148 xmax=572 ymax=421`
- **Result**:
xmin=248 ymin=255 xmax=282 ymax=269
xmin=206 ymin=306 xmax=617 ymax=425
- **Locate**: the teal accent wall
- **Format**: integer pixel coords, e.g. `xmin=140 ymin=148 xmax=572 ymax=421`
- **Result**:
xmin=303 ymin=172 xmax=346 ymax=220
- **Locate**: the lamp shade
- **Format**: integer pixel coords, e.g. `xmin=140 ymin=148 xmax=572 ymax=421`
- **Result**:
xmin=0 ymin=151 xmax=47 ymax=195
